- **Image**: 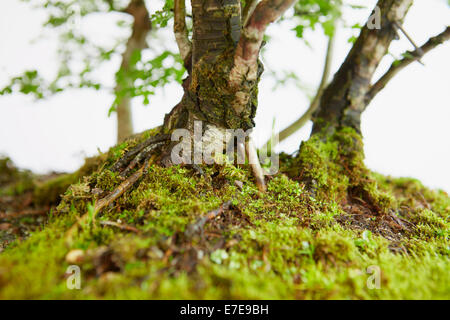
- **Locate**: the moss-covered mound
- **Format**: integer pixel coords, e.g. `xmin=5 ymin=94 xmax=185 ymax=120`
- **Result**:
xmin=0 ymin=130 xmax=448 ymax=299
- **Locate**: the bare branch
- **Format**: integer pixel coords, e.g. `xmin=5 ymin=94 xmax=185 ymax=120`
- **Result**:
xmin=0 ymin=207 xmax=50 ymax=220
xmin=366 ymin=26 xmax=450 ymax=104
xmin=174 ymin=0 xmax=192 ymax=63
xmin=229 ymin=0 xmax=295 ymax=87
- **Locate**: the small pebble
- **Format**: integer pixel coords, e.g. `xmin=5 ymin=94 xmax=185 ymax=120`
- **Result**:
xmin=65 ymin=249 xmax=85 ymax=264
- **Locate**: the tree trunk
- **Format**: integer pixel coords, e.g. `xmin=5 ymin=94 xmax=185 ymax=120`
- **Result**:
xmin=163 ymin=0 xmax=261 ymax=143
xmin=116 ymin=0 xmax=152 ymax=142
xmin=312 ymin=0 xmax=413 ymax=137
xmin=290 ymin=0 xmax=414 ymax=212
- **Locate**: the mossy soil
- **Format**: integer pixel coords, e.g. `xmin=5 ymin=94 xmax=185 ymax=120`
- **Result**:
xmin=0 ymin=129 xmax=448 ymax=299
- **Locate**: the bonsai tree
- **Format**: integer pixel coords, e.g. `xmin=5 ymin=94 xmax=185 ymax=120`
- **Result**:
xmin=0 ymin=0 xmax=449 ymax=300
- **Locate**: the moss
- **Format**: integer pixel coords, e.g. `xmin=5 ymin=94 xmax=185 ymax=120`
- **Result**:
xmin=0 ymin=157 xmax=34 ymax=196
xmin=285 ymin=127 xmax=394 ymax=213
xmin=0 ymin=130 xmax=449 ymax=299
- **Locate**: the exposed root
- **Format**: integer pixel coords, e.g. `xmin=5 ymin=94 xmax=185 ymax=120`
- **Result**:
xmin=65 ymin=155 xmax=156 ymax=245
xmin=119 ymin=142 xmax=165 ymax=178
xmin=111 ymin=134 xmax=170 ymax=172
xmin=245 ymin=140 xmax=266 ymax=192
xmin=184 ymin=201 xmax=232 ymax=238
xmin=99 ymin=220 xmax=141 ymax=234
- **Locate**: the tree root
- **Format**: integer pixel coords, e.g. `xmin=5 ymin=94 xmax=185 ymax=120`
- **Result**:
xmin=245 ymin=140 xmax=266 ymax=192
xmin=65 ymin=133 xmax=172 ymax=245
xmin=64 ymin=130 xmax=267 ymax=245
xmin=65 ymin=155 xmax=156 ymax=246
xmin=119 ymin=142 xmax=165 ymax=178
xmin=184 ymin=201 xmax=232 ymax=238
xmin=99 ymin=220 xmax=141 ymax=234
xmin=111 ymin=134 xmax=170 ymax=172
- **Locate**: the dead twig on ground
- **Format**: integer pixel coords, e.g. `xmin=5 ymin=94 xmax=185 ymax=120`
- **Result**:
xmin=184 ymin=201 xmax=232 ymax=238
xmin=99 ymin=220 xmax=141 ymax=233
xmin=0 ymin=207 xmax=50 ymax=220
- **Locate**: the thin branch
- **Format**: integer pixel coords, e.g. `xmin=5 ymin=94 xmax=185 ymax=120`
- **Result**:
xmin=99 ymin=220 xmax=141 ymax=233
xmin=111 ymin=134 xmax=170 ymax=172
xmin=174 ymin=0 xmax=192 ymax=63
xmin=242 ymin=0 xmax=259 ymax=26
xmin=393 ymin=21 xmax=424 ymax=59
xmin=366 ymin=26 xmax=450 ymax=104
xmin=263 ymin=25 xmax=336 ymax=149
xmin=229 ymin=0 xmax=296 ymax=87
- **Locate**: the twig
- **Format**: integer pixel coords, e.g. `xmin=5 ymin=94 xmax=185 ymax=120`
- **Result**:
xmin=0 ymin=207 xmax=50 ymax=220
xmin=99 ymin=220 xmax=141 ymax=233
xmin=393 ymin=22 xmax=424 ymax=63
xmin=184 ymin=201 xmax=232 ymax=237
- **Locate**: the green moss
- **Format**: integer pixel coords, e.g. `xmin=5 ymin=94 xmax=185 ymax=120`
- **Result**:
xmin=0 ymin=130 xmax=449 ymax=299
xmin=285 ymin=128 xmax=394 ymax=213
xmin=0 ymin=157 xmax=34 ymax=196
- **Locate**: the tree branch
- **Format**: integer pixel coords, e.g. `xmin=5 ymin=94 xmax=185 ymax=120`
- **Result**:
xmin=366 ymin=26 xmax=450 ymax=104
xmin=311 ymin=0 xmax=414 ymax=134
xmin=174 ymin=0 xmax=192 ymax=64
xmin=116 ymin=0 xmax=152 ymax=142
xmin=229 ymin=0 xmax=295 ymax=87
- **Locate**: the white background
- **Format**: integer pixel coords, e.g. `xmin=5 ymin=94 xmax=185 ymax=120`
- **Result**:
xmin=0 ymin=0 xmax=449 ymax=192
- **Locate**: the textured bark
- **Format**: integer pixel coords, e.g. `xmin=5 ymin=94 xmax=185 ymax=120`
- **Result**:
xmin=164 ymin=0 xmax=247 ymax=132
xmin=312 ymin=0 xmax=413 ymax=136
xmin=163 ymin=0 xmax=295 ymax=134
xmin=192 ymin=0 xmax=241 ymax=65
xmin=116 ymin=0 xmax=152 ymax=142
